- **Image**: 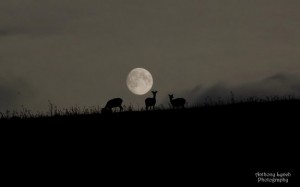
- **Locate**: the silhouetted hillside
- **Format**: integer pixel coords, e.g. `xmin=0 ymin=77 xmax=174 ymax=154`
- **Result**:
xmin=2 ymin=98 xmax=299 ymax=125
xmin=1 ymin=99 xmax=298 ymax=185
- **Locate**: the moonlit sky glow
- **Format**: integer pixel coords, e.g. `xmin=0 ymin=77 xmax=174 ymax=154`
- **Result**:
xmin=1 ymin=0 xmax=300 ymax=112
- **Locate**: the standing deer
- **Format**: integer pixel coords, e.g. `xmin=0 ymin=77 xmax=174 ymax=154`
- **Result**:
xmin=145 ymin=91 xmax=157 ymax=111
xmin=169 ymin=94 xmax=185 ymax=109
xmin=101 ymin=98 xmax=123 ymax=114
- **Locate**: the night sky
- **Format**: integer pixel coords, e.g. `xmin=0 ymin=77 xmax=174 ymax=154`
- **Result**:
xmin=1 ymin=0 xmax=300 ymax=113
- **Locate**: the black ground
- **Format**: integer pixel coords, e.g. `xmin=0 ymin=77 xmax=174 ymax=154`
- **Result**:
xmin=1 ymin=99 xmax=299 ymax=185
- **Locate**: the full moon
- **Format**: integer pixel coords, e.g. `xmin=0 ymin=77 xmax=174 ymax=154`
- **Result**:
xmin=126 ymin=68 xmax=153 ymax=95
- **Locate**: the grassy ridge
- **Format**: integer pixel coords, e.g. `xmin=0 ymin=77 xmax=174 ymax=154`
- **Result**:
xmin=1 ymin=97 xmax=298 ymax=185
xmin=1 ymin=97 xmax=299 ymax=123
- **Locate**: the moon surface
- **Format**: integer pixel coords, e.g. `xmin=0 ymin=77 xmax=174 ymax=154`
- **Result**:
xmin=127 ymin=68 xmax=153 ymax=95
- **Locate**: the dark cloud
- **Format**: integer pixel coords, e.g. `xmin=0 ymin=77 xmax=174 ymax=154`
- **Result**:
xmin=0 ymin=76 xmax=34 ymax=112
xmin=0 ymin=29 xmax=11 ymax=37
xmin=186 ymin=73 xmax=300 ymax=105
xmin=0 ymin=1 xmax=90 ymax=37
xmin=0 ymin=28 xmax=28 ymax=38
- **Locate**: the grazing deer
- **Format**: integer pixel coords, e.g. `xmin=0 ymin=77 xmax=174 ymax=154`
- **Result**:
xmin=145 ymin=91 xmax=157 ymax=111
xmin=169 ymin=94 xmax=185 ymax=109
xmin=101 ymin=98 xmax=123 ymax=114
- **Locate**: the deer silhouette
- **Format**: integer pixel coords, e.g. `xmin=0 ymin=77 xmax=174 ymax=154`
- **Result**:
xmin=101 ymin=98 xmax=123 ymax=114
xmin=145 ymin=91 xmax=157 ymax=111
xmin=169 ymin=94 xmax=185 ymax=109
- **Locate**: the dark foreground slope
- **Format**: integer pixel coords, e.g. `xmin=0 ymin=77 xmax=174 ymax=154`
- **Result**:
xmin=1 ymin=100 xmax=299 ymax=185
